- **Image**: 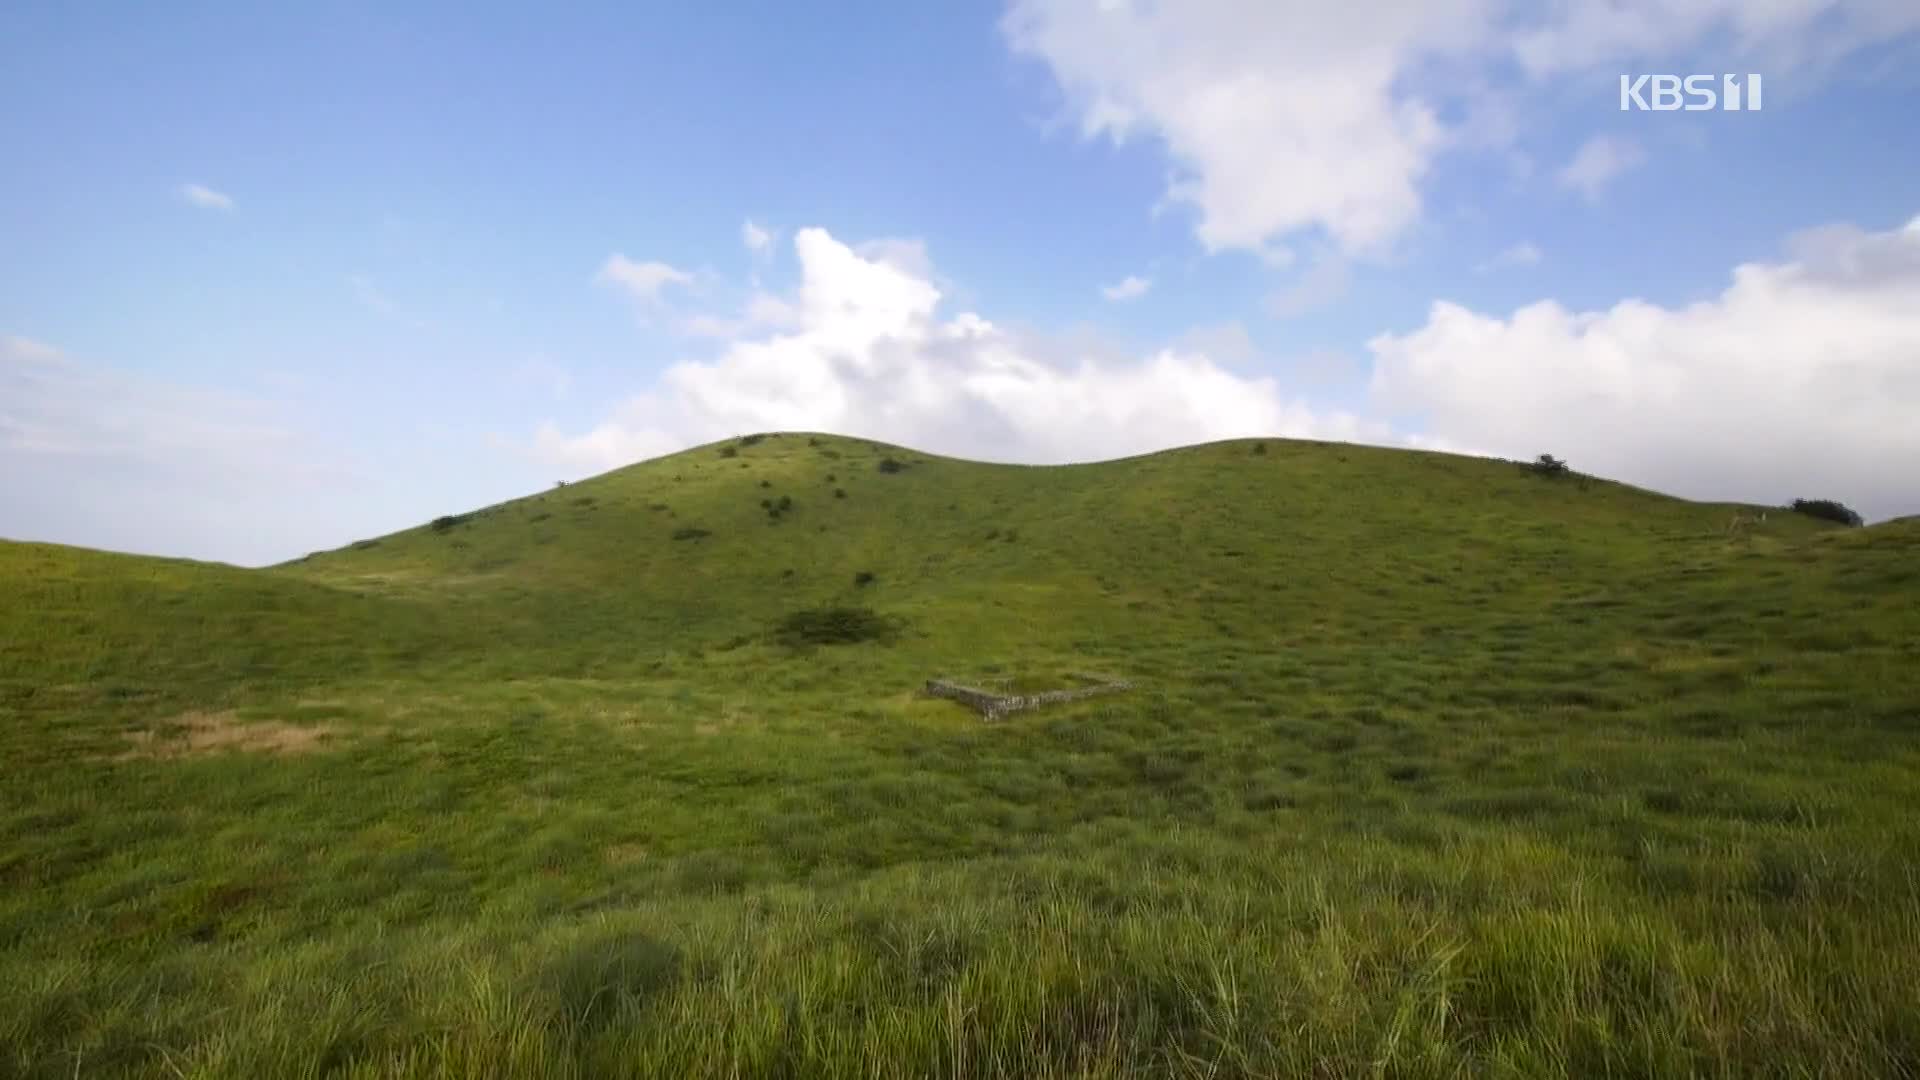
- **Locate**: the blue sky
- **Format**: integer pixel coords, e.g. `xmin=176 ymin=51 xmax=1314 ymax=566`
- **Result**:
xmin=4 ymin=1 xmax=1919 ymax=564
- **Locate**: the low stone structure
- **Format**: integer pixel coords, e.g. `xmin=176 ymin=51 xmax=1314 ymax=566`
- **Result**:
xmin=924 ymin=676 xmax=1133 ymax=721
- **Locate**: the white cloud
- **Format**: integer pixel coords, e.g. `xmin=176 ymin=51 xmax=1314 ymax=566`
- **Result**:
xmin=742 ymin=219 xmax=773 ymax=256
xmin=1004 ymin=0 xmax=1477 ymax=259
xmin=595 ymin=254 xmax=694 ymax=304
xmin=1557 ymin=135 xmax=1645 ymax=201
xmin=1003 ymin=0 xmax=1917 ymax=257
xmin=533 ymin=226 xmax=1402 ymax=473
xmin=1477 ymin=241 xmax=1544 ymax=273
xmin=179 ymin=183 xmax=234 ymax=211
xmin=1100 ymin=274 xmax=1152 ymax=301
xmin=1369 ymin=214 xmax=1920 ymax=522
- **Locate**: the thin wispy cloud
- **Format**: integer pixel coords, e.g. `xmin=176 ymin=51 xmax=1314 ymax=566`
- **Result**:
xmin=1558 ymin=136 xmax=1644 ymax=201
xmin=1476 ymin=241 xmax=1544 ymax=273
xmin=742 ymin=220 xmax=774 ymax=256
xmin=1100 ymin=275 xmax=1152 ymax=302
xmin=596 ymin=254 xmax=694 ymax=304
xmin=3 ymin=335 xmax=61 ymax=361
xmin=178 ymin=183 xmax=234 ymax=211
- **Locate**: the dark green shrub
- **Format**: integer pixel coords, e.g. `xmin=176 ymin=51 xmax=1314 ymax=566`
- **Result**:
xmin=1523 ymin=453 xmax=1570 ymax=477
xmin=1252 ymin=442 xmax=1267 ymax=455
xmin=877 ymin=457 xmax=907 ymax=474
xmin=777 ymin=495 xmax=792 ymax=511
xmin=773 ymin=605 xmax=893 ymax=647
xmin=718 ymin=446 xmax=739 ymax=458
xmin=429 ymin=514 xmax=469 ymax=533
xmin=739 ymin=433 xmax=766 ymax=447
xmin=834 ymin=488 xmax=847 ymax=499
xmin=854 ymin=570 xmax=876 ymax=586
xmin=760 ymin=498 xmax=773 ymax=510
xmin=1789 ymin=499 xmax=1863 ymax=527
xmin=670 ymin=526 xmax=712 ymax=541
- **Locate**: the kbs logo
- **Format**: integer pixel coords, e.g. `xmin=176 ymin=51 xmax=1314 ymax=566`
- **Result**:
xmin=1620 ymin=74 xmax=1764 ymax=111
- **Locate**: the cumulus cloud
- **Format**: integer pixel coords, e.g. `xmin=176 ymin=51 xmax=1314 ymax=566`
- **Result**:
xmin=534 ymin=227 xmax=1401 ymax=472
xmin=596 ymin=254 xmax=694 ymax=303
xmin=546 ymin=215 xmax=1920 ymax=524
xmin=179 ymin=183 xmax=233 ymax=210
xmin=1369 ymin=214 xmax=1920 ymax=521
xmin=1003 ymin=0 xmax=1917 ymax=257
xmin=1557 ymin=135 xmax=1645 ymax=201
xmin=1101 ymin=274 xmax=1152 ymax=301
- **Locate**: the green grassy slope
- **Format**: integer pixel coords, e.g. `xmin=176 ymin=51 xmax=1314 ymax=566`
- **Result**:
xmin=3 ymin=433 xmax=1918 ymax=1077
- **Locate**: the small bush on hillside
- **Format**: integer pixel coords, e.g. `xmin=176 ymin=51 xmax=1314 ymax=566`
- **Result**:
xmin=877 ymin=457 xmax=907 ymax=474
xmin=760 ymin=498 xmax=773 ymax=510
xmin=1789 ymin=498 xmax=1864 ymax=527
xmin=670 ymin=526 xmax=712 ymax=541
xmin=718 ymin=446 xmax=739 ymax=458
xmin=773 ymin=605 xmax=892 ymax=647
xmin=429 ymin=514 xmax=470 ymax=533
xmin=834 ymin=488 xmax=847 ymax=499
xmin=777 ymin=495 xmax=792 ymax=511
xmin=854 ymin=570 xmax=877 ymax=587
xmin=739 ymin=433 xmax=766 ymax=447
xmin=1523 ymin=453 xmax=1571 ymax=478
xmin=1252 ymin=442 xmax=1267 ymax=455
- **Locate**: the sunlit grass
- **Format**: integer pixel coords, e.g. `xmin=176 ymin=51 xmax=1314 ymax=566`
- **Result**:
xmin=3 ymin=433 xmax=1917 ymax=1076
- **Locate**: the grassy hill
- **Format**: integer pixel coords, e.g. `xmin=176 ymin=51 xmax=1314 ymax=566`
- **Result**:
xmin=3 ymin=433 xmax=1917 ymax=1077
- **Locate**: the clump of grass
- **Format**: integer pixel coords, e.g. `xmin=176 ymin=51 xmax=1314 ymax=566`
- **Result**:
xmin=853 ymin=570 xmax=876 ymax=587
xmin=877 ymin=457 xmax=907 ymax=474
xmin=670 ymin=526 xmax=712 ymax=541
xmin=773 ymin=604 xmax=892 ymax=646
xmin=430 ymin=514 xmax=471 ymax=533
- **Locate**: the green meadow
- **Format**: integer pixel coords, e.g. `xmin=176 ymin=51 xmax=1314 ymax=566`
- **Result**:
xmin=3 ymin=433 xmax=1917 ymax=1077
